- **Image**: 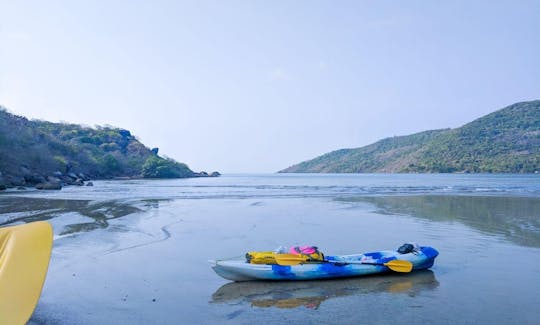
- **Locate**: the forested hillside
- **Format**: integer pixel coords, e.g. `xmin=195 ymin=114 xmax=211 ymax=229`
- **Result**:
xmin=0 ymin=107 xmax=217 ymax=189
xmin=281 ymin=100 xmax=540 ymax=174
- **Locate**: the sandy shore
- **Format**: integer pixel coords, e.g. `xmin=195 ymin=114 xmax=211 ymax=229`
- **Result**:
xmin=0 ymin=175 xmax=538 ymax=324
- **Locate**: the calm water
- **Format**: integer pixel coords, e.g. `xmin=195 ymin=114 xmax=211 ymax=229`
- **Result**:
xmin=1 ymin=174 xmax=539 ymax=324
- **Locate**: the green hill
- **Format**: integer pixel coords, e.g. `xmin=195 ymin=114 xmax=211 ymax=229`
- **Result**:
xmin=280 ymin=100 xmax=540 ymax=174
xmin=0 ymin=107 xmax=214 ymax=188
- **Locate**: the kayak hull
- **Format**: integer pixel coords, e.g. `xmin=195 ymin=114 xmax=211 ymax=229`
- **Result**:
xmin=211 ymin=246 xmax=438 ymax=282
xmin=0 ymin=221 xmax=53 ymax=325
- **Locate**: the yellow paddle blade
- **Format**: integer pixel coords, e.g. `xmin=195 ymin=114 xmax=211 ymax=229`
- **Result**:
xmin=384 ymin=260 xmax=413 ymax=273
xmin=0 ymin=221 xmax=53 ymax=325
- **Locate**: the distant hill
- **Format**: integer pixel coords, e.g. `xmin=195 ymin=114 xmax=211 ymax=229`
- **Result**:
xmin=0 ymin=107 xmax=218 ymax=189
xmin=280 ymin=100 xmax=540 ymax=174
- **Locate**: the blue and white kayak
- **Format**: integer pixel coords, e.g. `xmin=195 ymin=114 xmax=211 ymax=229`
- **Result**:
xmin=210 ymin=246 xmax=438 ymax=282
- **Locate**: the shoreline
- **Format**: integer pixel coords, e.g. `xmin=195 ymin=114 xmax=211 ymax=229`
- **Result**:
xmin=0 ymin=171 xmax=221 ymax=192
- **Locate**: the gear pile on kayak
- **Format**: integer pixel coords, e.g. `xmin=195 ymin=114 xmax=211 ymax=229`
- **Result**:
xmin=210 ymin=243 xmax=439 ymax=282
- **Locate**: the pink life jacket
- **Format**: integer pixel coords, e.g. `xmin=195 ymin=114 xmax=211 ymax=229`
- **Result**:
xmin=289 ymin=245 xmax=318 ymax=255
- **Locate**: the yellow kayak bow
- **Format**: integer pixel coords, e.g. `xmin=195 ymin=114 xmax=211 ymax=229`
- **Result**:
xmin=0 ymin=221 xmax=53 ymax=325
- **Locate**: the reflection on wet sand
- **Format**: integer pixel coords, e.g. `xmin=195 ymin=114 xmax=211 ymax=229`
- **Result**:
xmin=339 ymin=195 xmax=540 ymax=248
xmin=0 ymin=197 xmax=141 ymax=235
xmin=212 ymin=270 xmax=438 ymax=310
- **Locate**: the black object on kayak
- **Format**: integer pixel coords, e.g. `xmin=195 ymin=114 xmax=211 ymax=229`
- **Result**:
xmin=397 ymin=243 xmax=415 ymax=254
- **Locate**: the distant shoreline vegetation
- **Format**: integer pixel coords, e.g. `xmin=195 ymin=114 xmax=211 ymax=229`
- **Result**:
xmin=0 ymin=106 xmax=219 ymax=190
xmin=280 ymin=100 xmax=540 ymax=174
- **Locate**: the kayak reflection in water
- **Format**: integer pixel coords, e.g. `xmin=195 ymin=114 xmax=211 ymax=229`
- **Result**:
xmin=211 ymin=270 xmax=439 ymax=310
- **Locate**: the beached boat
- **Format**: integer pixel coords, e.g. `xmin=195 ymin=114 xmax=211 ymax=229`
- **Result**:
xmin=210 ymin=245 xmax=438 ymax=281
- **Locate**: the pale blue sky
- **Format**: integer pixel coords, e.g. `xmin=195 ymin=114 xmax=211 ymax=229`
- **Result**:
xmin=1 ymin=1 xmax=539 ymax=172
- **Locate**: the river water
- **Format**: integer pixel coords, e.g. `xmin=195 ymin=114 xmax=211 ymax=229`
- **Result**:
xmin=1 ymin=174 xmax=539 ymax=324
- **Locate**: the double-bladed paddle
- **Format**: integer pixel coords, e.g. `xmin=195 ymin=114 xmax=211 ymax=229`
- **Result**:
xmin=273 ymin=254 xmax=413 ymax=273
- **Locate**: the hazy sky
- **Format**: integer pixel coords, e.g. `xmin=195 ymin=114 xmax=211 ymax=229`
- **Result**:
xmin=1 ymin=1 xmax=539 ymax=173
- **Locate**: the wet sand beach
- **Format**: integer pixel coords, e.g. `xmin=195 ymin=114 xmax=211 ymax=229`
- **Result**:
xmin=0 ymin=174 xmax=538 ymax=324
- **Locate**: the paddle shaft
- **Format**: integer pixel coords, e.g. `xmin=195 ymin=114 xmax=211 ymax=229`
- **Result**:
xmin=326 ymin=259 xmax=413 ymax=272
xmin=327 ymin=260 xmax=385 ymax=266
xmin=273 ymin=254 xmax=413 ymax=272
